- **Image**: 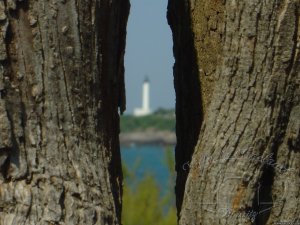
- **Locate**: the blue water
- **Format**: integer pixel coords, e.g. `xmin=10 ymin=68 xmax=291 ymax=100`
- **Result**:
xmin=121 ymin=145 xmax=175 ymax=194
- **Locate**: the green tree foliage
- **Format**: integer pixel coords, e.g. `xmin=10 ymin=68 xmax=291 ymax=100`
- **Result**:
xmin=120 ymin=109 xmax=175 ymax=133
xmin=122 ymin=148 xmax=177 ymax=225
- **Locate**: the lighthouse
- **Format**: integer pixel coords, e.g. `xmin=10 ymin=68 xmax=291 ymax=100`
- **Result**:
xmin=133 ymin=77 xmax=152 ymax=117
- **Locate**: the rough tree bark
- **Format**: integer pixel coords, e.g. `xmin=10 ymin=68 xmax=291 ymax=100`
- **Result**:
xmin=167 ymin=0 xmax=224 ymax=215
xmin=0 ymin=0 xmax=129 ymax=224
xmin=167 ymin=0 xmax=203 ymax=215
xmin=169 ymin=0 xmax=299 ymax=224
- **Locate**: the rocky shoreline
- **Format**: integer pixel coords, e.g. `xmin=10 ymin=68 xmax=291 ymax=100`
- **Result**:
xmin=119 ymin=130 xmax=176 ymax=146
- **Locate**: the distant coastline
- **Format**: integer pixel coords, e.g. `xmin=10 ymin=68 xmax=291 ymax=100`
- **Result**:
xmin=120 ymin=109 xmax=176 ymax=146
xmin=120 ymin=130 xmax=176 ymax=146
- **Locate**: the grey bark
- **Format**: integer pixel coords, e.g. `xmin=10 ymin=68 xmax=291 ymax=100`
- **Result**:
xmin=0 ymin=0 xmax=129 ymax=224
xmin=169 ymin=0 xmax=300 ymax=224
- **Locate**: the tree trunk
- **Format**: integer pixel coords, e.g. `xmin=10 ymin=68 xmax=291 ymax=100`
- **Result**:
xmin=0 ymin=0 xmax=129 ymax=224
xmin=167 ymin=0 xmax=203 ymax=215
xmin=168 ymin=0 xmax=300 ymax=224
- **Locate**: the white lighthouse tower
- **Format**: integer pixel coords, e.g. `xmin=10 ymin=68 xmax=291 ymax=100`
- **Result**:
xmin=134 ymin=77 xmax=152 ymax=117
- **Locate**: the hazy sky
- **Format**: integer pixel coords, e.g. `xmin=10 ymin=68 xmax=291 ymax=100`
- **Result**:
xmin=124 ymin=0 xmax=175 ymax=114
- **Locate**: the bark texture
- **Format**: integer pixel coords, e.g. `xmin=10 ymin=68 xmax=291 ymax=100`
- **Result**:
xmin=0 ymin=0 xmax=129 ymax=224
xmin=167 ymin=0 xmax=203 ymax=214
xmin=169 ymin=0 xmax=300 ymax=224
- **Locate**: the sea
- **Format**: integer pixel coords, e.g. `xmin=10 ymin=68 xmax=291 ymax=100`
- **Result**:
xmin=121 ymin=144 xmax=175 ymax=195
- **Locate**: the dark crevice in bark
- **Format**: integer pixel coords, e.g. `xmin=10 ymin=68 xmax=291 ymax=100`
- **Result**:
xmin=288 ymin=134 xmax=300 ymax=152
xmin=93 ymin=211 xmax=98 ymax=224
xmin=5 ymin=104 xmax=27 ymax=181
xmin=252 ymin=165 xmax=274 ymax=225
xmin=59 ymin=187 xmax=66 ymax=221
xmin=3 ymin=22 xmax=13 ymax=70
xmin=167 ymin=0 xmax=203 ymax=217
xmin=20 ymin=101 xmax=26 ymax=130
xmin=103 ymin=216 xmax=113 ymax=225
xmin=0 ymin=149 xmax=10 ymax=179
xmin=0 ymin=89 xmax=7 ymax=99
xmin=4 ymin=0 xmax=29 ymax=19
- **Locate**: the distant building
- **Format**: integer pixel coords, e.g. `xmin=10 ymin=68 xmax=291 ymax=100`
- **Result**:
xmin=134 ymin=77 xmax=152 ymax=117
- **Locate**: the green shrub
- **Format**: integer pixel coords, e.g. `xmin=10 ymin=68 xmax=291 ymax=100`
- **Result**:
xmin=122 ymin=149 xmax=177 ymax=225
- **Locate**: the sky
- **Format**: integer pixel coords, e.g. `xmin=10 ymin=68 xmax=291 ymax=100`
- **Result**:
xmin=124 ymin=0 xmax=175 ymax=114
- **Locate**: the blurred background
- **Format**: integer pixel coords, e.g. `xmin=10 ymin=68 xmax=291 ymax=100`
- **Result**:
xmin=121 ymin=0 xmax=177 ymax=224
xmin=124 ymin=0 xmax=175 ymax=113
